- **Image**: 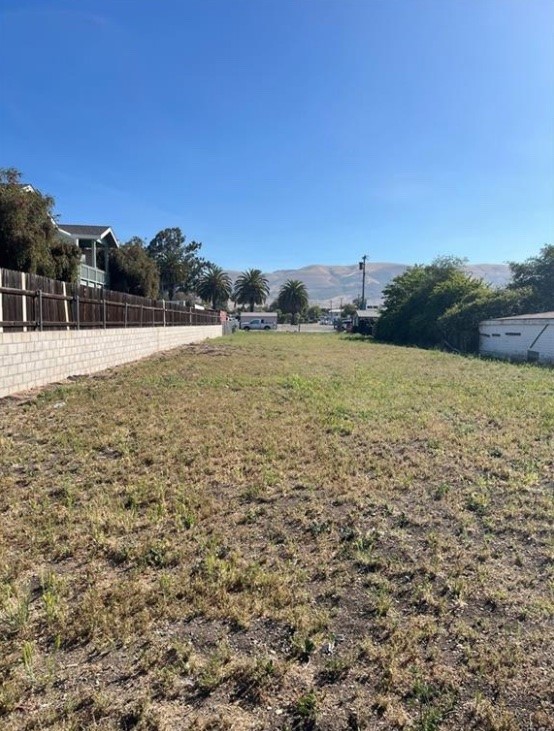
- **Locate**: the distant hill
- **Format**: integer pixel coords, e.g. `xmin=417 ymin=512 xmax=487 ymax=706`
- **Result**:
xmin=227 ymin=263 xmax=512 ymax=306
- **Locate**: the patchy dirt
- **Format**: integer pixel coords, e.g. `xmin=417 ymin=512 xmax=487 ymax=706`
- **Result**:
xmin=0 ymin=334 xmax=553 ymax=730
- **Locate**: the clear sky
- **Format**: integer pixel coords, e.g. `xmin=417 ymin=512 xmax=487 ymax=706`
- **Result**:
xmin=1 ymin=0 xmax=552 ymax=271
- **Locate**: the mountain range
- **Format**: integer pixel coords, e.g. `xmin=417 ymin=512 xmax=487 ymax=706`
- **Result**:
xmin=227 ymin=263 xmax=512 ymax=307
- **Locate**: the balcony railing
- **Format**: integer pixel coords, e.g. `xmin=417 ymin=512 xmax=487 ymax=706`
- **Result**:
xmin=80 ymin=263 xmax=106 ymax=287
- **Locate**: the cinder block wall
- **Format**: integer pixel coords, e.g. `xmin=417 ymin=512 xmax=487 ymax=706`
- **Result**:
xmin=0 ymin=325 xmax=222 ymax=399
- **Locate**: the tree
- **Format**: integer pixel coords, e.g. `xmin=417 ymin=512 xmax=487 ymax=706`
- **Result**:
xmin=233 ymin=269 xmax=270 ymax=311
xmin=196 ymin=264 xmax=232 ymax=310
xmin=341 ymin=303 xmax=357 ymax=318
xmin=49 ymin=239 xmax=82 ymax=283
xmin=508 ymin=245 xmax=554 ymax=312
xmin=376 ymin=257 xmax=486 ymax=348
xmin=409 ymin=270 xmax=488 ymax=347
xmin=109 ymin=237 xmax=160 ymax=298
xmin=439 ymin=287 xmax=530 ymax=353
xmin=277 ymin=279 xmax=309 ymax=325
xmin=375 ymin=265 xmax=429 ymax=344
xmin=147 ymin=228 xmax=207 ymax=299
xmin=306 ymin=305 xmax=322 ymax=322
xmin=0 ymin=167 xmax=80 ymax=280
xmin=268 ymin=300 xmax=285 ymax=323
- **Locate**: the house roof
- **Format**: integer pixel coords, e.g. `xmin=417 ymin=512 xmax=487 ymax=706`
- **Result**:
xmin=58 ymin=224 xmax=119 ymax=247
xmin=487 ymin=312 xmax=554 ymax=321
xmin=481 ymin=312 xmax=554 ymax=326
xmin=59 ymin=224 xmax=111 ymax=238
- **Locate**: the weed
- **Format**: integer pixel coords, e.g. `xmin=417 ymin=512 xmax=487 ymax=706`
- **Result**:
xmin=292 ymin=689 xmax=318 ymax=729
xmin=21 ymin=640 xmax=35 ymax=678
xmin=318 ymin=654 xmax=351 ymax=684
xmin=196 ymin=642 xmax=232 ymax=695
xmin=291 ymin=632 xmax=317 ymax=662
xmin=231 ymin=656 xmax=280 ymax=704
xmin=1 ymin=334 xmax=552 ymax=729
xmin=466 ymin=490 xmax=489 ymax=515
xmin=433 ymin=483 xmax=450 ymax=500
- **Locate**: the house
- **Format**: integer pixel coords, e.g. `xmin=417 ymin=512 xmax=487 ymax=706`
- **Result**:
xmin=57 ymin=224 xmax=119 ymax=288
xmin=479 ymin=312 xmax=554 ymax=364
xmin=352 ymin=306 xmax=380 ymax=335
xmin=3 ymin=182 xmax=119 ymax=289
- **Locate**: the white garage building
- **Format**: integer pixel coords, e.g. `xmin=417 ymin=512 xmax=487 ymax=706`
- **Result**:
xmin=479 ymin=312 xmax=554 ymax=364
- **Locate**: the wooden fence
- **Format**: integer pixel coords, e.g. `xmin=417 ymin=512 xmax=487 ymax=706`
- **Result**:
xmin=0 ymin=267 xmax=220 ymax=332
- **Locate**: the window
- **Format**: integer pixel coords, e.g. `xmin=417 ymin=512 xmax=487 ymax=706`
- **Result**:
xmin=505 ymin=332 xmax=521 ymax=336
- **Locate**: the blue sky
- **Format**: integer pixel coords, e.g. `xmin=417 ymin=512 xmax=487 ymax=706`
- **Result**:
xmin=1 ymin=0 xmax=552 ymax=271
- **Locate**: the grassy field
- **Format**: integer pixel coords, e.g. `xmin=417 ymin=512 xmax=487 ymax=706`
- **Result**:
xmin=0 ymin=333 xmax=552 ymax=730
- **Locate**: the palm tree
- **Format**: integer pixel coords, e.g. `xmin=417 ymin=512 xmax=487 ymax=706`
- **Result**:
xmin=196 ymin=265 xmax=232 ymax=310
xmin=277 ymin=279 xmax=308 ymax=324
xmin=233 ymin=269 xmax=270 ymax=312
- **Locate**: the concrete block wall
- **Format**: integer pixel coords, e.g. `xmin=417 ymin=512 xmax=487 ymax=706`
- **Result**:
xmin=0 ymin=325 xmax=222 ymax=399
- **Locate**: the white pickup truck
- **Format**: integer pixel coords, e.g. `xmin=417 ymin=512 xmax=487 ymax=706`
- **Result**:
xmin=240 ymin=317 xmax=277 ymax=331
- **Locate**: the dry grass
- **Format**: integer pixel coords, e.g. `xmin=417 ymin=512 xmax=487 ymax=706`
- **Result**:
xmin=0 ymin=333 xmax=552 ymax=730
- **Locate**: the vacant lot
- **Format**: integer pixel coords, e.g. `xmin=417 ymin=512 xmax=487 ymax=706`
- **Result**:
xmin=1 ymin=334 xmax=552 ymax=730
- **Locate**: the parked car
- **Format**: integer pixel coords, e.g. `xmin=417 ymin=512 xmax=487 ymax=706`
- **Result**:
xmin=334 ymin=318 xmax=353 ymax=332
xmin=240 ymin=318 xmax=276 ymax=331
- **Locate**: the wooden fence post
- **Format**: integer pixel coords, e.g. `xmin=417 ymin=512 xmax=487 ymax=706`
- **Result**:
xmin=0 ymin=269 xmax=3 ymax=334
xmin=103 ymin=297 xmax=107 ymax=328
xmin=21 ymin=272 xmax=27 ymax=332
xmin=124 ymin=300 xmax=128 ymax=328
xmin=37 ymin=290 xmax=43 ymax=331
xmin=73 ymin=292 xmax=80 ymax=330
xmin=62 ymin=282 xmax=70 ymax=330
xmin=163 ymin=300 xmax=166 ymax=327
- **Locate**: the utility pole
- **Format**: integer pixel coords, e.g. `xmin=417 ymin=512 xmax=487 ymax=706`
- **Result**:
xmin=359 ymin=254 xmax=368 ymax=309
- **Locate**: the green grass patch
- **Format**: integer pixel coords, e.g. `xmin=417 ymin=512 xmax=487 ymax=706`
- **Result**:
xmin=0 ymin=334 xmax=552 ymax=729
